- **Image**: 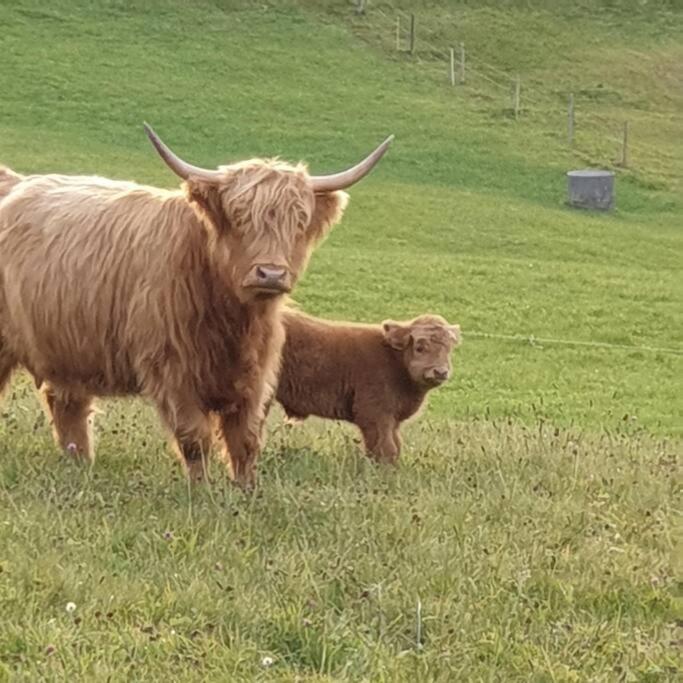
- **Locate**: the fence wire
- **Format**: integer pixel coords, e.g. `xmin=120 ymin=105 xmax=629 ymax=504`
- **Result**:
xmin=464 ymin=332 xmax=683 ymax=356
xmin=353 ymin=4 xmax=675 ymax=181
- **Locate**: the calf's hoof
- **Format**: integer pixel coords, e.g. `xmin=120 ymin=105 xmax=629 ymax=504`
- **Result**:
xmin=367 ymin=452 xmax=399 ymax=466
xmin=283 ymin=416 xmax=304 ymax=427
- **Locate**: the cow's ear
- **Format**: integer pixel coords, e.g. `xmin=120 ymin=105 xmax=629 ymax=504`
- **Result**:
xmin=448 ymin=324 xmax=462 ymax=347
xmin=186 ymin=181 xmax=230 ymax=234
xmin=309 ymin=191 xmax=349 ymax=242
xmin=382 ymin=320 xmax=411 ymax=350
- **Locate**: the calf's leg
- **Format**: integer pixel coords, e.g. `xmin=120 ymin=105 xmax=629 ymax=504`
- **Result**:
xmin=391 ymin=424 xmax=402 ymax=459
xmin=358 ymin=417 xmax=400 ymax=464
xmin=39 ymin=383 xmax=95 ymax=462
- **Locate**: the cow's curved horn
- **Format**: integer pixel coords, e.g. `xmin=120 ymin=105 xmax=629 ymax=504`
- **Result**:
xmin=311 ymin=135 xmax=394 ymax=193
xmin=143 ymin=123 xmax=223 ymax=183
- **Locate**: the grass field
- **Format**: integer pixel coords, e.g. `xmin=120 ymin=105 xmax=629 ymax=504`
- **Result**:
xmin=0 ymin=0 xmax=681 ymax=680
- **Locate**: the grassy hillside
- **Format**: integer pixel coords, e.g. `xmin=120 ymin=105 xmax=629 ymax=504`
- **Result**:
xmin=0 ymin=0 xmax=680 ymax=680
xmin=361 ymin=1 xmax=682 ymax=187
xmin=1 ymin=0 xmax=680 ymax=433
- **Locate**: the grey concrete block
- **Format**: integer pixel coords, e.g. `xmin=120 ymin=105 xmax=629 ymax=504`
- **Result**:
xmin=567 ymin=170 xmax=615 ymax=211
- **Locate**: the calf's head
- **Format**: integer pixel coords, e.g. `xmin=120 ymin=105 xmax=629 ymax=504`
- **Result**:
xmin=144 ymin=124 xmax=392 ymax=302
xmin=383 ymin=314 xmax=461 ymax=388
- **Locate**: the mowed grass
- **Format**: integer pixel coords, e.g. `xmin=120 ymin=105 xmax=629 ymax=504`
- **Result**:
xmin=0 ymin=0 xmax=681 ymax=680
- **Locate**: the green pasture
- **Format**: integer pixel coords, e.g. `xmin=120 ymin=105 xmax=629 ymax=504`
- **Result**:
xmin=0 ymin=1 xmax=680 ymax=680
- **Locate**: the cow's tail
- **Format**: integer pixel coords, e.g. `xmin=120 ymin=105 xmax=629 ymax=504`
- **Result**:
xmin=0 ymin=166 xmax=23 ymax=390
xmin=0 ymin=166 xmax=22 ymax=201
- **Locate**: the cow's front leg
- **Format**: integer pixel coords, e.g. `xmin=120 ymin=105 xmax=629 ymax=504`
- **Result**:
xmin=154 ymin=395 xmax=212 ymax=482
xmin=218 ymin=403 xmax=263 ymax=490
xmin=39 ymin=383 xmax=95 ymax=462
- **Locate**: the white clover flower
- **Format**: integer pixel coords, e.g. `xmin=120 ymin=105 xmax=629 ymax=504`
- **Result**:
xmin=65 ymin=602 xmax=76 ymax=613
xmin=261 ymin=656 xmax=274 ymax=668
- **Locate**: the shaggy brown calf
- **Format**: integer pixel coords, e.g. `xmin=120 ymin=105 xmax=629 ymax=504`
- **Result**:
xmin=271 ymin=310 xmax=461 ymax=462
xmin=0 ymin=126 xmax=392 ymax=487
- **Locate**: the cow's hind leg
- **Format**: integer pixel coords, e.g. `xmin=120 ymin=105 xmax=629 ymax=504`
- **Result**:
xmin=40 ymin=384 xmax=95 ymax=462
xmin=0 ymin=344 xmax=17 ymax=397
xmin=154 ymin=395 xmax=212 ymax=483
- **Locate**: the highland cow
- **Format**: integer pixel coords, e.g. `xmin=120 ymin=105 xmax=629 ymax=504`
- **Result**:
xmin=0 ymin=125 xmax=393 ymax=487
xmin=271 ymin=310 xmax=461 ymax=463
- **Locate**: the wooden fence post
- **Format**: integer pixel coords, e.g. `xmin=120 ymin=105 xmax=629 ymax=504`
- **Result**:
xmin=409 ymin=14 xmax=415 ymax=54
xmin=459 ymin=42 xmax=465 ymax=84
xmin=449 ymin=47 xmax=455 ymax=86
xmin=513 ymin=76 xmax=521 ymax=119
xmin=620 ymin=121 xmax=629 ymax=166
xmin=568 ymin=93 xmax=574 ymax=146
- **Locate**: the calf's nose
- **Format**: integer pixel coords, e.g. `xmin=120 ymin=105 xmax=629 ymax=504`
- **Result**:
xmin=433 ymin=368 xmax=449 ymax=381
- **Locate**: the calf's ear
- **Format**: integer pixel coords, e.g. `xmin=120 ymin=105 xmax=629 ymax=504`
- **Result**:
xmin=382 ymin=320 xmax=412 ymax=350
xmin=448 ymin=324 xmax=462 ymax=346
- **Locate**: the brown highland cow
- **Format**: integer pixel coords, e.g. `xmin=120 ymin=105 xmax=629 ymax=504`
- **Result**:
xmin=0 ymin=125 xmax=393 ymax=487
xmin=270 ymin=310 xmax=461 ymax=463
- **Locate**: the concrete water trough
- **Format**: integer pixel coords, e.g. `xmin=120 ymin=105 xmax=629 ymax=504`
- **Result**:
xmin=567 ymin=169 xmax=615 ymax=211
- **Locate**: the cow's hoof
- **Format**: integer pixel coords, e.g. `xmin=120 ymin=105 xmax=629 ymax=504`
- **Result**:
xmin=64 ymin=442 xmax=93 ymax=464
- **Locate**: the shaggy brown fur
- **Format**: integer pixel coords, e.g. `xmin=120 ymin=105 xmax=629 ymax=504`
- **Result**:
xmin=271 ymin=310 xmax=461 ymax=463
xmin=0 ymin=156 xmax=347 ymax=488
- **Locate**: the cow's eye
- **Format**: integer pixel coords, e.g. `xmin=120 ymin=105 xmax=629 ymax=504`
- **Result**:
xmin=415 ymin=342 xmax=427 ymax=353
